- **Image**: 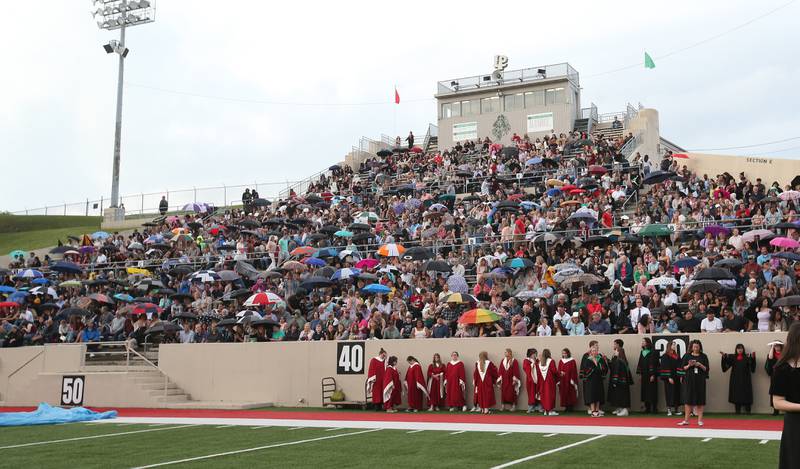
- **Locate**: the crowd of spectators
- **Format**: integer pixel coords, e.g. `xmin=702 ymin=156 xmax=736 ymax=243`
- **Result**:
xmin=1 ymin=127 xmax=799 ymax=348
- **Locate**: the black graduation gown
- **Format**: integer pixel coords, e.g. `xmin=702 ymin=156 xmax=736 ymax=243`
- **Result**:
xmin=659 ymin=353 xmax=682 ymax=407
xmin=637 ymin=349 xmax=660 ymax=405
xmin=721 ymin=353 xmax=755 ymax=406
xmin=580 ymin=353 xmax=609 ymax=405
xmin=679 ymin=352 xmax=709 ymax=406
xmin=608 ymin=356 xmax=633 ymax=408
xmin=769 ymin=363 xmax=800 ymax=469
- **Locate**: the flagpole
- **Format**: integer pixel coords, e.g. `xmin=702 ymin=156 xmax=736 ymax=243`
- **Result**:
xmin=393 ymin=84 xmax=397 ymax=139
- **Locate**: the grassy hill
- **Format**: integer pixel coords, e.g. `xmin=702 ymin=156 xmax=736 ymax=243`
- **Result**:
xmin=0 ymin=215 xmax=102 ymax=254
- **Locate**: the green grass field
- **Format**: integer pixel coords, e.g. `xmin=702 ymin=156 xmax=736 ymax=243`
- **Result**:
xmin=0 ymin=215 xmax=101 ymax=254
xmin=0 ymin=422 xmax=778 ymax=469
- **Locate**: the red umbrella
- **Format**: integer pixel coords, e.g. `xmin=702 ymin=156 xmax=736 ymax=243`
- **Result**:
xmin=561 ymin=184 xmax=577 ymax=192
xmin=410 ymin=146 xmax=423 ymax=154
xmin=672 ymin=153 xmax=690 ymax=159
xmin=88 ymin=293 xmax=115 ymax=305
xmin=0 ymin=301 xmax=19 ymax=308
xmin=588 ymin=165 xmax=607 ymax=175
xmin=132 ymin=303 xmax=163 ymax=316
xmin=569 ymin=188 xmax=586 ymax=195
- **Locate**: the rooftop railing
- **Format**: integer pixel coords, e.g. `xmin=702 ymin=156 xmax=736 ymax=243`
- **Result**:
xmin=437 ymin=63 xmax=579 ymax=95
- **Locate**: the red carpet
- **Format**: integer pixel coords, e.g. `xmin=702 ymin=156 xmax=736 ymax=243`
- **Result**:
xmin=0 ymin=406 xmax=782 ymax=431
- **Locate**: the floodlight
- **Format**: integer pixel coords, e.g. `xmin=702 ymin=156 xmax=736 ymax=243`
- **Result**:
xmin=103 ymin=43 xmax=114 ymax=53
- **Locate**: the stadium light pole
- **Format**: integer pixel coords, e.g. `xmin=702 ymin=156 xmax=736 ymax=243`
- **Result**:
xmin=92 ymin=0 xmax=155 ymax=213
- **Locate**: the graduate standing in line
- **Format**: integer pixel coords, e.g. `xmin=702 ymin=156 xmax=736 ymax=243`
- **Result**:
xmin=497 ymin=348 xmax=521 ymax=411
xmin=678 ymin=339 xmax=710 ymax=427
xmin=522 ymin=348 xmax=539 ymax=413
xmin=580 ymin=340 xmax=609 ymax=418
xmin=557 ymin=348 xmax=578 ymax=412
xmin=473 ymin=351 xmax=498 ymax=414
xmin=720 ymin=344 xmax=756 ymax=414
xmin=769 ymin=323 xmax=800 ymax=469
xmin=536 ymin=349 xmax=559 ymax=415
xmin=445 ymin=351 xmax=467 ymax=412
xmin=367 ymin=348 xmax=387 ymax=411
xmin=766 ymin=341 xmax=784 ymax=416
xmin=659 ymin=339 xmax=683 ymax=416
xmin=637 ymin=337 xmax=660 ymax=414
xmin=382 ymin=356 xmax=401 ymax=413
xmin=405 ymin=356 xmax=428 ymax=412
xmin=608 ymin=339 xmax=633 ymax=416
xmin=427 ymin=353 xmax=445 ymax=411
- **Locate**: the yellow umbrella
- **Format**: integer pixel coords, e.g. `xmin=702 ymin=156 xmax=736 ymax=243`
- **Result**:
xmin=547 ymin=178 xmax=564 ymax=187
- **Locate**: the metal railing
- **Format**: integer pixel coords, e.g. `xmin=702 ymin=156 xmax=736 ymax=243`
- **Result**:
xmin=620 ymin=134 xmax=642 ymax=160
xmin=437 ymin=63 xmax=580 ymax=95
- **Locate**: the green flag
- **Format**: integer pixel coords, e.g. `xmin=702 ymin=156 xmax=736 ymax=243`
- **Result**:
xmin=644 ymin=52 xmax=656 ymax=69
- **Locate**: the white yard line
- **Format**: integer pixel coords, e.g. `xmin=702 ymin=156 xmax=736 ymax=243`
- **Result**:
xmin=0 ymin=425 xmax=196 ymax=450
xmin=103 ymin=417 xmax=783 ymax=441
xmin=130 ymin=429 xmax=382 ymax=469
xmin=449 ymin=430 xmax=466 ymax=435
xmin=543 ymin=433 xmax=558 ymax=437
xmin=406 ymin=430 xmax=424 ymax=434
xmin=702 ymin=438 xmax=712 ymax=442
xmin=759 ymin=440 xmax=769 ymax=444
xmin=646 ymin=436 xmax=659 ymax=441
xmin=497 ymin=432 xmax=512 ymax=436
xmin=214 ymin=425 xmax=233 ymax=429
xmin=251 ymin=426 xmax=270 ymax=429
xmin=491 ymin=434 xmax=607 ymax=468
xmin=324 ymin=427 xmax=345 ymax=432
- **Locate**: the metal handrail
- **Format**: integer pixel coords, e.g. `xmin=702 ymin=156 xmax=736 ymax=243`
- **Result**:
xmin=124 ymin=341 xmax=170 ymax=404
xmin=7 ymin=349 xmax=44 ymax=379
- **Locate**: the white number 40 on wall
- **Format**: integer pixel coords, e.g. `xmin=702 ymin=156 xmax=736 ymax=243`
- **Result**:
xmin=336 ymin=342 xmax=365 ymax=374
xmin=61 ymin=375 xmax=85 ymax=406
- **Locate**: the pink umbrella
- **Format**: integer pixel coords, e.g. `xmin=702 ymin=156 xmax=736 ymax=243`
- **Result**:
xmin=355 ymin=258 xmax=380 ymax=269
xmin=741 ymin=229 xmax=774 ymax=243
xmin=779 ymin=190 xmax=800 ymax=201
xmin=770 ymin=237 xmax=800 ymax=249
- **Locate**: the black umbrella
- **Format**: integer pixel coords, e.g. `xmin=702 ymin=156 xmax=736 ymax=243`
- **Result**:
xmin=357 ymin=273 xmax=379 ymax=282
xmin=250 ymin=318 xmax=280 ymax=328
xmin=314 ymin=266 xmax=336 ymax=279
xmin=217 ymin=317 xmax=238 ymax=327
xmin=643 ymin=170 xmax=677 ymax=185
xmin=263 ymin=218 xmax=286 ymax=226
xmin=348 ymin=223 xmax=371 ymax=232
xmin=329 ymin=164 xmax=341 ymax=171
xmin=392 ymin=147 xmax=405 ymax=153
xmin=774 ymin=252 xmax=800 ymax=262
xmin=170 ymin=265 xmax=194 ymax=275
xmin=149 ymin=243 xmax=171 ymax=251
xmin=239 ymin=219 xmax=260 ymax=229
xmin=455 ymin=170 xmax=472 ymax=178
xmin=146 ymin=322 xmax=182 ymax=335
xmin=423 ymin=260 xmax=452 ymax=273
xmin=402 ymin=247 xmax=434 ymax=261
xmin=300 ymin=276 xmax=333 ymax=290
xmin=289 ymin=218 xmax=312 ymax=226
xmin=217 ymin=244 xmax=237 ymax=251
xmin=55 ymin=307 xmax=91 ymax=321
xmin=170 ymin=293 xmax=193 ymax=302
xmin=688 ymin=279 xmax=721 ymax=294
xmin=618 ymin=233 xmax=643 ymax=244
xmin=187 ymin=222 xmax=203 ymax=230
xmin=319 ymin=225 xmax=340 ymax=235
xmin=240 ymin=230 xmax=261 ymax=238
xmin=773 ymin=295 xmax=800 ymax=308
xmin=583 ymin=236 xmax=613 ymax=247
xmin=351 ymin=232 xmax=374 ymax=243
xmin=252 ymin=198 xmax=271 ymax=207
xmin=694 ymin=267 xmax=735 ymax=281
xmin=713 ymin=258 xmax=743 ymax=269
xmin=376 ymin=149 xmax=392 ymax=157
xmin=499 ymin=147 xmax=519 ymax=158
xmin=306 ymin=233 xmax=329 ymax=242
xmin=174 ymin=311 xmax=198 ymax=321
xmin=494 ymin=200 xmax=520 ymax=209
xmin=773 ymin=222 xmax=798 ymax=231
xmin=462 ymin=194 xmax=481 ymax=202
xmin=50 ymin=245 xmax=76 ymax=254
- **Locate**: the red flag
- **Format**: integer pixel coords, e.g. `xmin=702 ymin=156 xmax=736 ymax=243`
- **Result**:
xmin=394 ymin=88 xmax=400 ymax=104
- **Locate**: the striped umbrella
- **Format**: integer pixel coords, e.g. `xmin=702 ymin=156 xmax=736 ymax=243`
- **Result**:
xmin=458 ymin=308 xmax=500 ymax=324
xmin=243 ymin=292 xmax=283 ymax=307
xmin=15 ymin=269 xmax=43 ymax=279
xmin=376 ymin=243 xmax=405 ymax=257
xmin=444 ymin=292 xmax=478 ymax=304
xmin=190 ymin=270 xmax=221 ymax=283
xmin=331 ymin=268 xmax=361 ymax=281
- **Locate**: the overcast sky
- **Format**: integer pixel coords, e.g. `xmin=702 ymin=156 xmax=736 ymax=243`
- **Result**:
xmin=2 ymin=0 xmax=799 ymax=212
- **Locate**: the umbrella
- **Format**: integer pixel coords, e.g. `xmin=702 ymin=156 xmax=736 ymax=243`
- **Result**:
xmin=282 ymin=261 xmax=307 ymax=271
xmin=348 ymin=223 xmax=372 ymax=232
xmin=500 ymin=147 xmax=519 ymax=158
xmin=54 ymin=307 xmax=91 ymax=320
xmin=0 ymin=300 xmax=21 ymax=308
xmin=113 ymin=293 xmax=135 ymax=303
xmin=182 ymin=203 xmax=207 ymax=213
xmin=533 ymin=233 xmax=561 ymax=244
xmin=355 ymin=258 xmax=380 ymax=269
xmin=714 ymin=258 xmax=744 ymax=269
xmin=639 ymin=224 xmax=673 ymax=237
xmin=505 ymin=258 xmax=535 ymax=269
xmin=357 ymin=273 xmax=378 ymax=282
xmin=30 ymin=286 xmax=57 ymax=297
xmin=770 ymin=237 xmax=800 ymax=249
xmin=429 ymin=203 xmax=448 ymax=212
xmin=351 ymin=232 xmax=374 ymax=244
xmin=773 ymin=295 xmax=800 ymax=307
xmin=355 ymin=211 xmax=379 ymax=223
xmin=51 ymin=261 xmax=83 ymax=274
xmin=377 ymin=149 xmax=392 ymax=157
xmin=647 ymin=276 xmax=678 ymax=287
xmin=704 ymin=225 xmax=730 ymax=237
xmin=561 ymin=273 xmax=603 ymax=289
xmin=694 ymin=267 xmax=734 ymax=281
xmin=252 ymin=198 xmax=271 ymax=207
xmin=642 ymin=170 xmax=676 ymax=185
xmin=525 ymin=157 xmax=543 ymax=166
xmin=303 ymin=257 xmax=327 ymax=267
xmin=174 ymin=311 xmax=199 ymax=321
xmin=15 ymin=269 xmax=43 ymax=279
xmin=334 ymin=230 xmax=354 ymax=238
xmin=377 ymin=243 xmax=405 ymax=257
xmin=59 ymin=279 xmax=82 ymax=288
xmin=314 ymin=248 xmax=340 ymax=258
xmin=217 ymin=270 xmax=241 ymax=282
xmin=169 ymin=293 xmax=193 ymax=302
xmin=88 ymin=293 xmax=115 ymax=305
xmin=553 ymin=267 xmax=584 ymax=283
xmin=423 ymin=260 xmax=452 ymax=273
xmin=190 ymin=270 xmax=221 ymax=283
xmin=49 ymin=246 xmax=75 ymax=255
xmin=568 ymin=207 xmax=598 ymax=221
xmin=91 ymin=231 xmax=110 ymax=240
xmin=546 ymin=178 xmax=565 ymax=187
xmin=741 ymin=229 xmax=775 ymax=243
xmin=773 ymin=222 xmax=799 ymax=231
xmin=458 ymin=308 xmax=500 ymax=325
xmin=546 ymin=188 xmax=562 ymax=197
xmin=362 ymin=283 xmax=391 ymax=294
xmin=127 ymin=242 xmax=144 ymax=251
xmin=588 ymin=165 xmax=607 ymax=175
xmin=300 ymin=276 xmax=333 ymax=290
xmin=444 ymin=292 xmax=477 ymax=304
xmin=290 ymin=246 xmax=316 ymax=257
xmin=779 ymin=190 xmax=800 ymax=201
xmin=338 ymin=249 xmax=359 ymax=260
xmin=244 ymin=292 xmax=283 ymax=306
xmin=773 ymin=252 xmax=800 ymax=262
xmin=410 ymin=146 xmax=423 ymax=153
xmin=146 ymin=322 xmax=182 ymax=335
xmin=331 ymin=268 xmax=361 ymax=281
xmin=515 ymin=289 xmax=547 ymax=300
xmin=674 ymin=257 xmax=701 ymax=269
xmin=583 ymin=236 xmax=613 ymax=248
xmin=217 ymin=318 xmax=238 ymax=327
xmin=447 ymin=275 xmax=468 ymax=294
xmin=0 ymin=286 xmax=16 ymax=294
xmin=31 ymin=278 xmax=50 ymax=285
xmin=402 ymin=247 xmax=434 ymax=261
xmin=687 ymin=280 xmax=721 ymax=294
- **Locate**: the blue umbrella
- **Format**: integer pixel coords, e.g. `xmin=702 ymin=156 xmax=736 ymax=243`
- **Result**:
xmin=331 ymin=268 xmax=361 ymax=281
xmin=519 ymin=201 xmax=541 ymax=211
xmin=303 ymin=257 xmax=327 ymax=267
xmin=525 ymin=157 xmax=543 ymax=166
xmin=0 ymin=286 xmax=17 ymax=294
xmin=16 ymin=269 xmax=43 ymax=279
xmin=362 ymin=283 xmax=391 ymax=294
xmin=113 ymin=293 xmax=135 ymax=303
xmin=546 ymin=188 xmax=562 ymax=197
xmin=334 ymin=230 xmax=353 ymax=238
xmin=8 ymin=291 xmax=28 ymax=303
xmin=773 ymin=252 xmax=800 ymax=262
xmin=313 ymin=248 xmax=340 ymax=258
xmin=31 ymin=277 xmax=51 ymax=285
xmin=447 ymin=275 xmax=468 ymax=294
xmin=674 ymin=257 xmax=701 ymax=269
xmin=8 ymin=249 xmax=25 ymax=260
xmin=51 ymin=261 xmax=83 ymax=274
xmin=91 ymin=231 xmax=110 ymax=240
xmin=146 ymin=234 xmax=165 ymax=244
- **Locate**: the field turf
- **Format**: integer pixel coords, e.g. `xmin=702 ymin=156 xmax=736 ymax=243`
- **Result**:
xmin=0 ymin=421 xmax=778 ymax=468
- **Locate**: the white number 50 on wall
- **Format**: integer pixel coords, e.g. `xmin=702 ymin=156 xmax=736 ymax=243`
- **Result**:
xmin=61 ymin=375 xmax=85 ymax=406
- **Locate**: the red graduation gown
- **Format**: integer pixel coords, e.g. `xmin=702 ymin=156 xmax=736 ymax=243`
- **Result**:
xmin=473 ymin=361 xmax=498 ymax=409
xmin=535 ymin=358 xmax=558 ymax=412
xmin=557 ymin=357 xmax=579 ymax=408
xmin=445 ymin=360 xmax=466 ymax=407
xmin=382 ymin=366 xmax=401 ymax=410
xmin=427 ymin=363 xmax=445 ymax=407
xmin=367 ymin=356 xmax=385 ymax=404
xmin=497 ymin=358 xmax=521 ymax=404
xmin=405 ymin=362 xmax=428 ymax=410
xmin=522 ymin=357 xmax=539 ymax=406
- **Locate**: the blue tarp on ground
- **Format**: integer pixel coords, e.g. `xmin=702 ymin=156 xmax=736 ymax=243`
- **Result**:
xmin=0 ymin=403 xmax=117 ymax=426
